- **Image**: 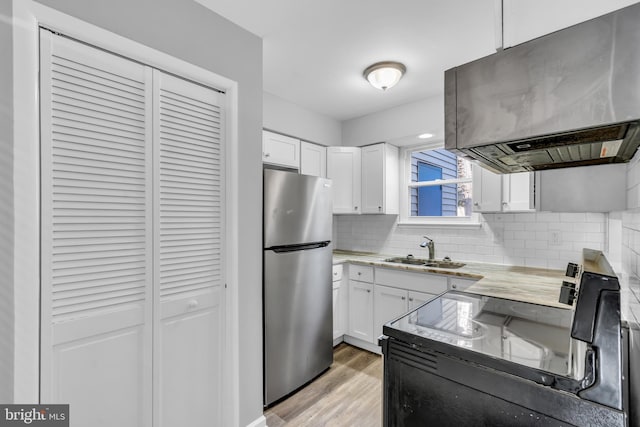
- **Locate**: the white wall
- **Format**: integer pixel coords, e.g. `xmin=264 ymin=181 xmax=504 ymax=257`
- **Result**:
xmin=502 ymin=0 xmax=639 ymax=47
xmin=16 ymin=0 xmax=263 ymax=424
xmin=335 ymin=212 xmax=606 ymax=270
xmin=0 ymin=0 xmax=14 ymax=404
xmin=264 ymin=91 xmax=342 ymax=146
xmin=341 ymin=95 xmax=444 ymax=146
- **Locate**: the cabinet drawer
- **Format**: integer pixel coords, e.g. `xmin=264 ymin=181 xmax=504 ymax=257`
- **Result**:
xmin=332 ymin=264 xmax=343 ymax=281
xmin=375 ymin=268 xmax=447 ymax=295
xmin=349 ymin=264 xmax=374 ymax=282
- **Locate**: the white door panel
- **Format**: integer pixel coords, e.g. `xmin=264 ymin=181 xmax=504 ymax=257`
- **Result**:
xmin=159 ymin=289 xmax=223 ymax=427
xmin=39 ymin=30 xmax=153 ymax=426
xmin=154 ymin=70 xmax=225 ymax=427
xmin=54 ymin=326 xmax=147 ymax=427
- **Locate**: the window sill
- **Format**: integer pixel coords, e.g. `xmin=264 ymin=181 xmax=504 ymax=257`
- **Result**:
xmin=397 ymin=220 xmax=482 ymax=229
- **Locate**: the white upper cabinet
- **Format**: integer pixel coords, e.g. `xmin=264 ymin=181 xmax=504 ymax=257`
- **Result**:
xmin=327 ymin=147 xmax=362 ymax=214
xmin=473 ymin=166 xmax=534 ymax=212
xmin=262 ymin=130 xmax=300 ymax=169
xmin=501 ymin=0 xmax=638 ymax=47
xmin=300 ymin=141 xmax=327 ymax=177
xmin=502 ymin=172 xmax=535 ymax=212
xmin=361 ymin=143 xmax=399 ymax=215
xmin=472 ymin=165 xmax=502 ymax=212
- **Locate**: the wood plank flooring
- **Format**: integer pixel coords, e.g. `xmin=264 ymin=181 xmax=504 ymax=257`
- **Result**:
xmin=264 ymin=343 xmax=383 ymax=427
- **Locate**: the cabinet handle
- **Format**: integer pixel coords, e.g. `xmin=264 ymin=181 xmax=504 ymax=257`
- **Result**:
xmin=401 ymin=296 xmax=406 ymax=300
xmin=354 ymin=206 xmax=358 ymax=210
xmin=366 ymin=289 xmax=371 ymax=293
xmin=188 ymin=299 xmax=199 ymax=310
xmin=474 ymin=202 xmax=479 ymax=206
xmin=452 ymin=284 xmax=457 ymax=289
xmin=408 ymin=298 xmax=413 ymax=301
xmin=264 ymin=152 xmax=271 ymax=158
xmin=357 ymin=272 xmax=361 ymax=276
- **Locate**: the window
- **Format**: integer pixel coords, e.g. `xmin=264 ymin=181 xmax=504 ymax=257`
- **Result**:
xmin=400 ymin=145 xmax=476 ymax=224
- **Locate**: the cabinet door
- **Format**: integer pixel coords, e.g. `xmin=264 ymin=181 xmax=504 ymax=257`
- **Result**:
xmin=374 ymin=285 xmax=408 ymax=340
xmin=502 ymin=172 xmax=535 ymax=212
xmin=361 ymin=143 xmax=399 ymax=214
xmin=407 ymin=290 xmax=434 ymax=310
xmin=332 ymin=280 xmax=343 ymax=340
xmin=472 ymin=165 xmax=502 ymax=212
xmin=348 ymin=280 xmax=374 ymax=342
xmin=361 ymin=144 xmax=385 ymax=214
xmin=327 ymin=147 xmax=361 ymax=214
xmin=300 ymin=141 xmax=327 ymax=177
xmin=262 ymin=130 xmax=300 ymax=168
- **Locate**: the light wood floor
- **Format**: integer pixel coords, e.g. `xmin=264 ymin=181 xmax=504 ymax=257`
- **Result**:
xmin=264 ymin=343 xmax=383 ymax=427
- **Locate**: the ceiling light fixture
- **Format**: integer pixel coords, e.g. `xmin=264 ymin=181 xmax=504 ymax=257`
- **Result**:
xmin=363 ymin=61 xmax=406 ymax=91
xmin=418 ymin=133 xmax=434 ymax=139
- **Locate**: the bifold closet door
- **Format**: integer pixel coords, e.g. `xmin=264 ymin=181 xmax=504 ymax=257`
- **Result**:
xmin=153 ymin=71 xmax=225 ymax=427
xmin=40 ymin=30 xmax=226 ymax=427
xmin=39 ymin=29 xmax=153 ymax=427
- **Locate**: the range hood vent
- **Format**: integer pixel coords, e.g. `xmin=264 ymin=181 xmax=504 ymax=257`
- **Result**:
xmin=445 ymin=3 xmax=640 ymax=173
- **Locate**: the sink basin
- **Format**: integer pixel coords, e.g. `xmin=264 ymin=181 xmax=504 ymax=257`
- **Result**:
xmin=384 ymin=257 xmax=429 ymax=265
xmin=423 ymin=260 xmax=466 ymax=269
xmin=384 ymin=257 xmax=466 ymax=269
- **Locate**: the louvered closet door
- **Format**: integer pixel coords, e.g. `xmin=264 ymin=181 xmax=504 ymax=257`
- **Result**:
xmin=39 ymin=30 xmax=153 ymax=427
xmin=153 ymin=70 xmax=225 ymax=427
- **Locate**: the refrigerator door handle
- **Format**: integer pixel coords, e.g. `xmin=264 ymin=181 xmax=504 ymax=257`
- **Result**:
xmin=269 ymin=241 xmax=330 ymax=253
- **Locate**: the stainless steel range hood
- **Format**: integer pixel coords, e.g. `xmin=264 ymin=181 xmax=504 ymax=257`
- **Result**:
xmin=445 ymin=3 xmax=640 ymax=174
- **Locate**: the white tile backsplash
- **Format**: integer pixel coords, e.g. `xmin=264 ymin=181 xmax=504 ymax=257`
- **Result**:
xmin=334 ymin=211 xmax=606 ymax=270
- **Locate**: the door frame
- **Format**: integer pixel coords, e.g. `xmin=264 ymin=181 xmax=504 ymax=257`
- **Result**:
xmin=12 ymin=2 xmax=240 ymax=426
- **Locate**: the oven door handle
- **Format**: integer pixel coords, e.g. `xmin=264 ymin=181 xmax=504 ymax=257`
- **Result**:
xmin=580 ymin=348 xmax=597 ymax=390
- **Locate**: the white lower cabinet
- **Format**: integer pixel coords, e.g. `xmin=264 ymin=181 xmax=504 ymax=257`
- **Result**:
xmin=348 ymin=280 xmax=374 ymax=343
xmin=374 ymin=285 xmax=408 ymax=341
xmin=332 ymin=264 xmax=346 ymax=344
xmin=342 ymin=264 xmax=479 ymax=354
xmin=408 ymin=290 xmax=433 ymax=310
xmin=373 ymin=285 xmax=433 ymax=341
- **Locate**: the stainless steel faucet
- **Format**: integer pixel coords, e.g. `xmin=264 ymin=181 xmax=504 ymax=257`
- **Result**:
xmin=420 ymin=236 xmax=435 ymax=261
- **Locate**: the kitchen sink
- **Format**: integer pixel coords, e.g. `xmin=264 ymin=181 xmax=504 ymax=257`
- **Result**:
xmin=384 ymin=257 xmax=465 ymax=269
xmin=384 ymin=257 xmax=430 ymax=265
xmin=423 ymin=260 xmax=466 ymax=269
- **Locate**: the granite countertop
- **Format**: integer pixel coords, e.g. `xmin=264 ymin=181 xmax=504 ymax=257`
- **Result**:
xmin=333 ymin=250 xmax=570 ymax=309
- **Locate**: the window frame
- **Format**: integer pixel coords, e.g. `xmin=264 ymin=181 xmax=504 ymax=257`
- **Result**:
xmin=398 ymin=142 xmax=480 ymax=227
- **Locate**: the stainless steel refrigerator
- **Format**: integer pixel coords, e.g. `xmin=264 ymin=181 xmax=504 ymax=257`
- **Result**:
xmin=263 ymin=168 xmax=333 ymax=406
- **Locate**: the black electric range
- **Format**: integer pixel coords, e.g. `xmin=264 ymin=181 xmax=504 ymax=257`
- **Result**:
xmin=380 ymin=249 xmax=630 ymax=427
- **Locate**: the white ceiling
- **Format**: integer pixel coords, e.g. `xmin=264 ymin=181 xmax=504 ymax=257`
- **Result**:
xmin=195 ymin=0 xmax=497 ymax=121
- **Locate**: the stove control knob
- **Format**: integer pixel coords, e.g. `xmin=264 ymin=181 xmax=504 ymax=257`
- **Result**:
xmin=565 ymin=262 xmax=579 ymax=278
xmin=559 ymin=281 xmax=576 ymax=305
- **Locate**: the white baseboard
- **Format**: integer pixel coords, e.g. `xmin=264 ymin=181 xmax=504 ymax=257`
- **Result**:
xmin=333 ymin=335 xmax=344 ymax=347
xmin=343 ymin=335 xmax=382 ymax=355
xmin=246 ymin=415 xmax=267 ymax=427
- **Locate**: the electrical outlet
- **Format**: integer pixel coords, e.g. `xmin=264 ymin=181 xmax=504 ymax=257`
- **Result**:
xmin=551 ymin=231 xmax=562 ymax=246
